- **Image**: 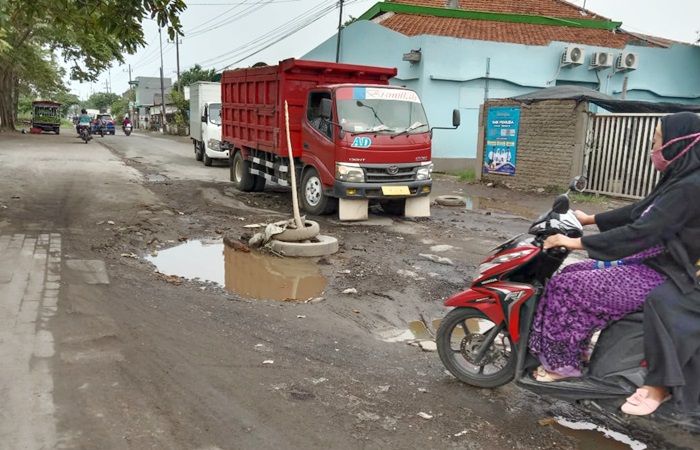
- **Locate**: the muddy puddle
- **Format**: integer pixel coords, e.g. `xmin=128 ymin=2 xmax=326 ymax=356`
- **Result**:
xmin=552 ymin=417 xmax=647 ymax=450
xmin=146 ymin=239 xmax=326 ymax=301
xmin=464 ymin=195 xmax=539 ymax=220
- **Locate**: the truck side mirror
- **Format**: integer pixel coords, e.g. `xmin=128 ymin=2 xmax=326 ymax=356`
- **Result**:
xmin=320 ymin=98 xmax=332 ymax=119
xmin=452 ymin=109 xmax=461 ymax=128
xmin=201 ymin=115 xmax=207 ymax=123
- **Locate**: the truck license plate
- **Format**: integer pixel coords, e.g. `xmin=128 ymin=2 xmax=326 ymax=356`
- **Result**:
xmin=381 ymin=186 xmax=410 ymax=196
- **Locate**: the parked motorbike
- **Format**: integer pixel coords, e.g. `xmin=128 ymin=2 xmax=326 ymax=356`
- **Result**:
xmin=78 ymin=125 xmax=91 ymax=144
xmin=123 ymin=123 xmax=132 ymax=136
xmin=436 ymin=176 xmax=698 ymax=429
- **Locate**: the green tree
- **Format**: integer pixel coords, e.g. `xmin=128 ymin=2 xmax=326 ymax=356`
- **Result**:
xmin=0 ymin=0 xmax=186 ymax=131
xmin=169 ymin=89 xmax=189 ymax=134
xmin=110 ymin=89 xmax=135 ymax=123
xmin=54 ymin=92 xmax=81 ymax=117
xmin=86 ymin=92 xmax=120 ymax=112
xmin=173 ymin=64 xmax=218 ymax=91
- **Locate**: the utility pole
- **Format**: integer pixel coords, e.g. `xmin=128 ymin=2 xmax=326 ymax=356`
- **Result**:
xmin=175 ymin=37 xmax=181 ymax=92
xmin=335 ymin=0 xmax=344 ymax=63
xmin=126 ymin=64 xmax=134 ymax=125
xmin=159 ymin=27 xmax=166 ymax=133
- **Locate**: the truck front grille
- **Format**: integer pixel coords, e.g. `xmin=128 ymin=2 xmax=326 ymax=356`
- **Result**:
xmin=363 ymin=165 xmax=417 ymax=183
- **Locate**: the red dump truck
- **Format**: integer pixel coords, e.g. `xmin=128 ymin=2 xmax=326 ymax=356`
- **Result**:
xmin=221 ymin=58 xmax=459 ymax=220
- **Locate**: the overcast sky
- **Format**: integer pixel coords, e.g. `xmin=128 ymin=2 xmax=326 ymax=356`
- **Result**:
xmin=68 ymin=0 xmax=700 ymax=100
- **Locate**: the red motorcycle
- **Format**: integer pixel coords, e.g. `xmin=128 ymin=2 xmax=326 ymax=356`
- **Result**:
xmin=436 ymin=177 xmax=696 ymax=427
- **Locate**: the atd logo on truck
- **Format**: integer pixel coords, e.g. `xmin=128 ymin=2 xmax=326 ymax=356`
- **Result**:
xmin=351 ymin=136 xmax=372 ymax=148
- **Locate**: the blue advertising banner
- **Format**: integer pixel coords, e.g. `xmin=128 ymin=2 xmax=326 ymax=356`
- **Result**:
xmin=483 ymin=107 xmax=521 ymax=176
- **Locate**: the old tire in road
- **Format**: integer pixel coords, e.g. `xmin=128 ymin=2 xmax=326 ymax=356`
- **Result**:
xmin=270 ymin=234 xmax=339 ymax=257
xmin=273 ymin=220 xmax=320 ymax=242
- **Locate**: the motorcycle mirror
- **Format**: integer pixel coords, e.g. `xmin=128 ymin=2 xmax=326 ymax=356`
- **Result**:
xmin=552 ymin=194 xmax=570 ymax=214
xmin=570 ymin=175 xmax=588 ymax=193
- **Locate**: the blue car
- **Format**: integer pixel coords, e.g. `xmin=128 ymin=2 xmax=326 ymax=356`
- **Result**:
xmin=91 ymin=113 xmax=116 ymax=135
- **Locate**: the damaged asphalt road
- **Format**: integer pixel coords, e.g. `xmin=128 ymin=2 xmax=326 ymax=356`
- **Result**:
xmin=0 ymin=130 xmax=696 ymax=450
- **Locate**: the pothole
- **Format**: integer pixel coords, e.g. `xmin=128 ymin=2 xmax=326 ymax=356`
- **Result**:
xmin=145 ymin=239 xmax=327 ymax=301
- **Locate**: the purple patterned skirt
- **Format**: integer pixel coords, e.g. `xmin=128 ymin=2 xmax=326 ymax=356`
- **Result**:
xmin=528 ymin=246 xmax=667 ymax=377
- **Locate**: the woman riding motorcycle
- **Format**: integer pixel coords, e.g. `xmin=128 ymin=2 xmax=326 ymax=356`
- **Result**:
xmin=528 ymin=112 xmax=700 ymax=415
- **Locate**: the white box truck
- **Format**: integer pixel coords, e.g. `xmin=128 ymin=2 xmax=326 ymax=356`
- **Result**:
xmin=189 ymin=81 xmax=226 ymax=166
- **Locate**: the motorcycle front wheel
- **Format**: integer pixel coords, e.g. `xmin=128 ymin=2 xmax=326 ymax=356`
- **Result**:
xmin=437 ymin=308 xmax=516 ymax=388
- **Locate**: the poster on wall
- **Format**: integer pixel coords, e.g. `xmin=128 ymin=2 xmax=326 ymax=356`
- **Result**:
xmin=483 ymin=106 xmax=521 ymax=176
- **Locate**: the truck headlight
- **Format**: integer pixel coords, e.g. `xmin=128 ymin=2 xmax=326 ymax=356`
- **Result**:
xmin=336 ymin=163 xmax=364 ymax=183
xmin=416 ymin=162 xmax=433 ymax=180
xmin=207 ymin=139 xmax=221 ymax=151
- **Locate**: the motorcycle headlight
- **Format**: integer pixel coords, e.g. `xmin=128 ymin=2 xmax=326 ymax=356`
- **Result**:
xmin=207 ymin=139 xmax=221 ymax=151
xmin=336 ymin=163 xmax=364 ymax=183
xmin=416 ymin=162 xmax=433 ymax=181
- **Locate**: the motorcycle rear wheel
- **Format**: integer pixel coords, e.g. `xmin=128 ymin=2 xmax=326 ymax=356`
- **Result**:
xmin=437 ymin=308 xmax=516 ymax=388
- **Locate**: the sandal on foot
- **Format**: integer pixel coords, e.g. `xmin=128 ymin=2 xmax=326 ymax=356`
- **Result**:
xmin=533 ymin=366 xmax=569 ymax=383
xmin=621 ymin=388 xmax=671 ymax=416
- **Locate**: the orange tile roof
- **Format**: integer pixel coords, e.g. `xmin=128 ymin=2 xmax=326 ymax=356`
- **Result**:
xmin=390 ymin=0 xmax=608 ymax=20
xmin=380 ymin=13 xmax=638 ymax=48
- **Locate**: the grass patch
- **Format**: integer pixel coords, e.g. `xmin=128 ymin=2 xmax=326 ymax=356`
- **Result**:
xmin=570 ymin=192 xmax=607 ymax=204
xmin=450 ymin=168 xmax=476 ymax=183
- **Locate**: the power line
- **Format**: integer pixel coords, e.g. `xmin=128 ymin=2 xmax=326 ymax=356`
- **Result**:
xmin=196 ymin=0 xmax=340 ymax=69
xmin=216 ymin=0 xmax=356 ymax=69
xmin=187 ymin=0 xmax=300 ymax=5
xmin=186 ymin=0 xmax=276 ymax=39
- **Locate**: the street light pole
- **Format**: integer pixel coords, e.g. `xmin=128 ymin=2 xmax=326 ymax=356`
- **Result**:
xmin=159 ymin=27 xmax=166 ymax=133
xmin=335 ymin=0 xmax=344 ymax=63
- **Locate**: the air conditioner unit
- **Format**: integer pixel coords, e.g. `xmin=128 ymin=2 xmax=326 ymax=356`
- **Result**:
xmin=616 ymin=52 xmax=639 ymax=71
xmin=589 ymin=52 xmax=614 ymax=69
xmin=561 ymin=46 xmax=585 ymax=66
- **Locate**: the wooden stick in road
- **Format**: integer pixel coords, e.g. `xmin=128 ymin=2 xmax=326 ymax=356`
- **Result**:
xmin=284 ymin=101 xmax=303 ymax=230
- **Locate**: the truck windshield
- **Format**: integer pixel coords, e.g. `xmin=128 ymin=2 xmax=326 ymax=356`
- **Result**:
xmin=336 ymin=87 xmax=428 ymax=135
xmin=209 ymin=103 xmax=222 ymax=125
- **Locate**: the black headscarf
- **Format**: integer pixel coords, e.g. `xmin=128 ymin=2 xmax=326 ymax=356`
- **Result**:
xmin=632 ymin=112 xmax=700 ymax=218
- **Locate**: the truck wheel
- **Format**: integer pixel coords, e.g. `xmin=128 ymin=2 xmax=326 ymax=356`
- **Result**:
xmin=231 ymin=151 xmax=255 ymax=191
xmin=301 ymin=168 xmax=336 ymax=215
xmin=195 ymin=141 xmax=203 ymax=161
xmin=203 ymin=152 xmax=213 ymax=167
xmin=55 ymin=128 xmax=60 ymax=135
xmin=380 ymin=199 xmax=406 ymax=215
xmin=253 ymin=175 xmax=266 ymax=192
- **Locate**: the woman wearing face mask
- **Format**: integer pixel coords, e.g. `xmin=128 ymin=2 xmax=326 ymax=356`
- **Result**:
xmin=528 ymin=112 xmax=700 ymax=415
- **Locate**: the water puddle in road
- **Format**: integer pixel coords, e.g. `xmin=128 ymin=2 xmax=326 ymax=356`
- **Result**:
xmin=145 ymin=239 xmax=326 ymax=301
xmin=551 ymin=417 xmax=647 ymax=450
xmin=464 ymin=195 xmax=539 ymax=220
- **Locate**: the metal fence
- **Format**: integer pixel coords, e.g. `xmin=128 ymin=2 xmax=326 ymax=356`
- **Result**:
xmin=585 ymin=113 xmax=664 ymax=199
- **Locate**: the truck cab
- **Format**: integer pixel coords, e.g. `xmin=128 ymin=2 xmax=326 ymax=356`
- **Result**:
xmin=189 ymin=81 xmax=224 ymax=167
xmin=299 ymin=85 xmax=435 ymax=218
xmin=200 ymin=102 xmax=224 ymax=165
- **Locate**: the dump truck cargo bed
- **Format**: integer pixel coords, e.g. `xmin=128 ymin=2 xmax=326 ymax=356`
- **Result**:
xmin=220 ymin=59 xmax=397 ymax=158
